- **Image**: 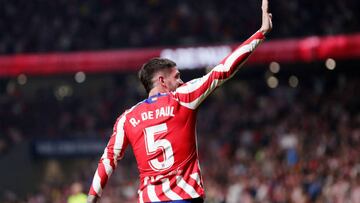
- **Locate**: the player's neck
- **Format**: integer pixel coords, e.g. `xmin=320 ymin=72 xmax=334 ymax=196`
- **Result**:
xmin=148 ymin=86 xmax=169 ymax=98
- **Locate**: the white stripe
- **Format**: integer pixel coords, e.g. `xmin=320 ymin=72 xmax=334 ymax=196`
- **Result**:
xmin=176 ymin=38 xmax=261 ymax=95
xmin=90 ymin=105 xmax=140 ymax=198
xmin=176 ymin=39 xmax=262 ymax=109
xmin=176 ymin=72 xmax=212 ymax=94
xmin=112 ymin=105 xmax=138 ymax=160
xmin=144 ymin=176 xmax=150 ymax=186
xmin=175 ymin=63 xmax=224 ymax=95
xmin=190 ymin=173 xmax=201 ymax=186
xmin=101 ymin=148 xmax=108 ymax=159
xmin=178 ymin=78 xmax=225 ymax=109
xmin=92 ymin=169 xmax=103 ymax=196
xmin=179 ymin=93 xmax=207 ymax=109
xmin=147 ymin=184 xmax=161 ymax=202
xmin=162 ymin=178 xmax=182 ymax=200
xmin=101 ymin=107 xmax=136 ymax=173
xmin=179 ymin=56 xmax=250 ymax=110
xmin=138 ymin=177 xmax=149 ymax=203
xmin=223 ymin=39 xmax=261 ymax=70
xmin=176 ymin=176 xmax=200 ymax=198
xmin=138 ymin=191 xmax=144 ymax=203
xmin=113 ymin=115 xmax=126 ymax=160
xmin=102 ymin=159 xmax=114 ymax=176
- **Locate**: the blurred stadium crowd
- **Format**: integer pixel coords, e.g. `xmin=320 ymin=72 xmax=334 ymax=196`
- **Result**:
xmin=0 ymin=0 xmax=359 ymax=54
xmin=1 ymin=0 xmax=360 ymax=202
xmin=1 ymin=68 xmax=360 ymax=202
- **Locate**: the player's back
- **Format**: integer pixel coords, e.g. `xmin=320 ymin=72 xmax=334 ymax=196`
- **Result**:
xmin=124 ymin=92 xmax=204 ymax=202
xmin=89 ymin=30 xmax=266 ymax=202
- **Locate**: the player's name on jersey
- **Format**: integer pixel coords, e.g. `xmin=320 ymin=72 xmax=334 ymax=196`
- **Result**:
xmin=129 ymin=106 xmax=175 ymax=127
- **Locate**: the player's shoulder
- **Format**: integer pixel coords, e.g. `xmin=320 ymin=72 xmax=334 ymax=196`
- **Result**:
xmin=122 ymin=93 xmax=179 ymax=117
xmin=123 ymin=100 xmax=146 ymax=117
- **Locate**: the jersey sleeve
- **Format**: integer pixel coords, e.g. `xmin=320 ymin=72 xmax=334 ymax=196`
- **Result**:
xmin=174 ymin=31 xmax=265 ymax=110
xmin=88 ymin=113 xmax=129 ymax=197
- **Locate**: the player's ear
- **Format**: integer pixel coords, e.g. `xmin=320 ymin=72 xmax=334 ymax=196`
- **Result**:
xmin=158 ymin=75 xmax=166 ymax=88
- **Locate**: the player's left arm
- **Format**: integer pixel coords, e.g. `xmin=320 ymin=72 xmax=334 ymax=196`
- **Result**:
xmin=173 ymin=32 xmax=263 ymax=109
xmin=174 ymin=0 xmax=272 ymax=110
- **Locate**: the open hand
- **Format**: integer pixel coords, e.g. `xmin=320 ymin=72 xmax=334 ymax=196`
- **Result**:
xmin=259 ymin=0 xmax=273 ymax=35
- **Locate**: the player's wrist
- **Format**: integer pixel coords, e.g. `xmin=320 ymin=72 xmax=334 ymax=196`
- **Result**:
xmin=87 ymin=194 xmax=99 ymax=203
xmin=259 ymin=28 xmax=269 ymax=36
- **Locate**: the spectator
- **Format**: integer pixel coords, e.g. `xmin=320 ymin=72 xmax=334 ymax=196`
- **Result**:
xmin=67 ymin=182 xmax=87 ymax=203
xmin=0 ymin=0 xmax=359 ymax=54
xmin=0 ymin=69 xmax=359 ymax=202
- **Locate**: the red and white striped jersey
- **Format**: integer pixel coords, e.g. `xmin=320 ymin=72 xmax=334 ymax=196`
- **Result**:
xmin=89 ymin=31 xmax=265 ymax=202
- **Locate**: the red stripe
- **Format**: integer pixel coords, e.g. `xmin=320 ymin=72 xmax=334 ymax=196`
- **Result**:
xmin=186 ymin=176 xmax=202 ymax=195
xmin=87 ymin=112 xmax=130 ymax=198
xmin=220 ymin=31 xmax=264 ymax=64
xmin=105 ymin=136 xmax=116 ymax=169
xmin=176 ymin=33 xmax=260 ymax=104
xmin=176 ymin=52 xmax=250 ymax=104
xmin=98 ymin=163 xmax=109 ymax=188
xmin=155 ymin=181 xmax=170 ymax=201
xmin=176 ymin=70 xmax=224 ymax=103
xmin=89 ymin=185 xmax=98 ymax=196
xmin=141 ymin=185 xmax=150 ymax=203
xmin=244 ymin=31 xmax=264 ymax=46
xmin=172 ymin=177 xmax=192 ymax=200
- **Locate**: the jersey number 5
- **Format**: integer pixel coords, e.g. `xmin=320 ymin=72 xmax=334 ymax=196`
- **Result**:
xmin=144 ymin=123 xmax=174 ymax=171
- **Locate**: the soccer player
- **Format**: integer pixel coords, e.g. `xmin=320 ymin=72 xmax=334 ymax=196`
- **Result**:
xmin=87 ymin=0 xmax=272 ymax=202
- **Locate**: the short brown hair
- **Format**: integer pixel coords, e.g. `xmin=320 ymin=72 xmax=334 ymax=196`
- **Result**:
xmin=138 ymin=58 xmax=176 ymax=93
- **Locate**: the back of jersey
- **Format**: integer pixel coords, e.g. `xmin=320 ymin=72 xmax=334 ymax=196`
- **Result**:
xmin=124 ymin=93 xmax=204 ymax=202
xmin=88 ymin=31 xmax=265 ymax=202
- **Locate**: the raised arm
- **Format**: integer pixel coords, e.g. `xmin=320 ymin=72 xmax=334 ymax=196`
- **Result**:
xmin=174 ymin=0 xmax=272 ymax=110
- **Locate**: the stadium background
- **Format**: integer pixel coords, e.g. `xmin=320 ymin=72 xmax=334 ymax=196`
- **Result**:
xmin=0 ymin=0 xmax=359 ymax=202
